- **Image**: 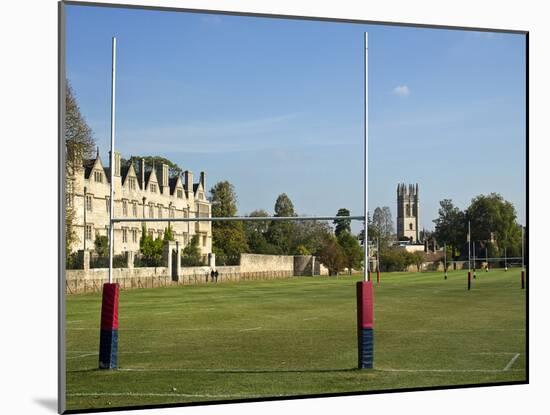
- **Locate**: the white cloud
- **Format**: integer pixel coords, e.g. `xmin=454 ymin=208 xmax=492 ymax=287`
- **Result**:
xmin=393 ymin=85 xmax=411 ymax=97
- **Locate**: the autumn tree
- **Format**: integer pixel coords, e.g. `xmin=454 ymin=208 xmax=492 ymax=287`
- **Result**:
xmin=65 ymin=80 xmax=95 ymax=260
xmin=209 ymin=181 xmax=248 ymax=257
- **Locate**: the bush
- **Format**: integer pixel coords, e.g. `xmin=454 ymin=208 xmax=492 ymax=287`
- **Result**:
xmin=90 ymin=254 xmax=128 ymax=269
xmin=380 ymin=248 xmax=414 ymax=272
xmin=181 ymin=235 xmax=204 ymax=267
xmin=318 ymin=237 xmax=346 ymax=276
xmin=66 ymin=251 xmax=83 ymax=269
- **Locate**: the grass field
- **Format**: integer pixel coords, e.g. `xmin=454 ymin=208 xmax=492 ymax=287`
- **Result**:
xmin=65 ymin=268 xmax=526 ymax=411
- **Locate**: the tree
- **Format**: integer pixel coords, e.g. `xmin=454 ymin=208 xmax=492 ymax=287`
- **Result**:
xmin=123 ymin=155 xmax=183 ymax=178
xmin=333 ymin=208 xmax=351 ymax=237
xmin=274 ymin=193 xmax=296 ymax=217
xmin=244 ymin=210 xmax=279 ymax=254
xmin=337 ymin=231 xmax=363 ymax=274
xmin=292 ymin=220 xmax=333 ymax=255
xmin=410 ymin=251 xmax=425 ymax=272
xmin=466 ymin=193 xmax=521 ymax=256
xmin=433 ymin=199 xmax=466 ymax=259
xmin=163 ymin=224 xmax=175 ymax=242
xmin=65 ymin=80 xmax=95 ymax=258
xmin=379 ymin=248 xmax=414 ymax=272
xmin=181 ymin=235 xmax=203 ymax=266
xmin=372 ymin=206 xmax=394 ymax=241
xmin=94 ymin=234 xmax=109 ymax=257
xmin=65 ymin=81 xmax=95 ymax=176
xmin=318 ymin=237 xmax=346 ymax=276
xmin=266 ymin=193 xmax=297 ymax=254
xmin=209 ymin=181 xmax=248 ymax=257
xmin=139 ymin=224 xmax=164 ymax=266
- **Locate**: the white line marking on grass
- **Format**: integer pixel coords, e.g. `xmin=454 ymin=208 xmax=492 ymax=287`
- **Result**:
xmin=473 ymin=352 xmax=522 ymax=355
xmin=239 ymin=327 xmax=262 ymax=332
xmin=504 ymin=353 xmax=521 ymax=371
xmin=67 ymin=353 xmax=97 ymax=359
xmin=377 ymin=368 xmax=524 ymax=373
xmin=302 ymin=317 xmax=319 ymax=321
xmin=67 ymin=351 xmax=152 ymax=359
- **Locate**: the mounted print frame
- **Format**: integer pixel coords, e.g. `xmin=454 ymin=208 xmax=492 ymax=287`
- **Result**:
xmin=59 ymin=1 xmax=528 ymax=413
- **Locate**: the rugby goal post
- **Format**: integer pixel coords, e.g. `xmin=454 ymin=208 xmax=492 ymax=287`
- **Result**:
xmin=99 ymin=33 xmax=374 ymax=370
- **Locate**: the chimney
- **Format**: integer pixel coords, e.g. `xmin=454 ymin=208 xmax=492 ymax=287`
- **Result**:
xmin=162 ymin=163 xmax=169 ymax=188
xmin=199 ymin=171 xmax=205 ymax=189
xmin=108 ymin=151 xmax=121 ymax=177
xmin=140 ymin=158 xmax=145 ymax=190
xmin=184 ymin=170 xmax=193 ymax=196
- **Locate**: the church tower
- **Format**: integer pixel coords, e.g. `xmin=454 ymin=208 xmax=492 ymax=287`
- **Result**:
xmin=396 ymin=183 xmax=420 ymax=243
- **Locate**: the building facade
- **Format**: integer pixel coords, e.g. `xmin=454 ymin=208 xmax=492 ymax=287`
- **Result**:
xmin=396 ymin=183 xmax=420 ymax=243
xmin=67 ymin=150 xmax=212 ymax=257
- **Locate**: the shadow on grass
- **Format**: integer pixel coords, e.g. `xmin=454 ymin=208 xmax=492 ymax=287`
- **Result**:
xmin=67 ymin=367 xmax=363 ymax=374
xmin=34 ymin=398 xmax=57 ymax=412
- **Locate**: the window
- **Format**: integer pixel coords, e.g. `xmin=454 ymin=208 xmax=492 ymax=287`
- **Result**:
xmin=409 ymin=223 xmax=413 ymax=230
xmin=94 ymin=170 xmax=103 ymax=183
xmin=177 ymin=189 xmax=183 ymax=198
xmin=131 ymin=228 xmax=137 ymax=243
xmin=66 ymin=180 xmax=74 ymax=208
xmin=158 ymin=205 xmax=163 ymax=218
xmin=105 ymin=197 xmax=110 ymax=212
xmin=85 ymin=224 xmax=93 ymax=240
xmin=85 ymin=195 xmax=93 ymax=212
xmin=150 ymin=183 xmax=157 ymax=193
xmin=132 ymin=201 xmax=137 ymax=217
xmin=122 ymin=200 xmax=128 ymax=216
xmin=128 ymin=177 xmax=137 ymax=190
xmin=406 ymin=204 xmax=410 ymax=217
xmin=148 ymin=229 xmax=154 ymax=237
xmin=149 ymin=202 xmax=154 ymax=218
xmin=122 ymin=228 xmax=128 ymax=243
xmin=202 ymin=235 xmax=207 ymax=247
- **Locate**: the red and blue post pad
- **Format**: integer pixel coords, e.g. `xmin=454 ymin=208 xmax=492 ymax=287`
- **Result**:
xmin=356 ymin=280 xmax=374 ymax=368
xmin=99 ymin=283 xmax=119 ymax=369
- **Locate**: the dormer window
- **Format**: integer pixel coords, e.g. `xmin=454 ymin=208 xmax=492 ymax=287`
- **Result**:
xmin=128 ymin=177 xmax=137 ymax=191
xmin=150 ymin=183 xmax=157 ymax=193
xmin=94 ymin=170 xmax=103 ymax=183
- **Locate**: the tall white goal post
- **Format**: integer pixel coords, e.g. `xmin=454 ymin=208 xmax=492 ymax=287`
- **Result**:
xmin=99 ymin=33 xmax=373 ymax=370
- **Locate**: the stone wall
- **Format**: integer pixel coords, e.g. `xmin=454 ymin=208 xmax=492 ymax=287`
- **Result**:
xmin=66 ymin=252 xmax=315 ymax=294
xmin=240 ymin=253 xmax=294 ymax=273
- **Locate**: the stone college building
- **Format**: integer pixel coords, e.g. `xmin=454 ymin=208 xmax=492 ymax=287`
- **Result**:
xmin=66 ymin=149 xmax=212 ymax=258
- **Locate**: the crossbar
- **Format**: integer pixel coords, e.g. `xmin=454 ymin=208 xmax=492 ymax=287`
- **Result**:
xmin=111 ymin=215 xmax=365 ymax=223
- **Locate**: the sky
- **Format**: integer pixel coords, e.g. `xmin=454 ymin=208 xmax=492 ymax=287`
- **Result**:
xmin=65 ymin=5 xmax=526 ymax=230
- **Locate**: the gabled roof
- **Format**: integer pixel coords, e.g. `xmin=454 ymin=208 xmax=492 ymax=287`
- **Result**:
xmin=83 ymin=156 xmax=108 ymax=182
xmin=169 ymin=176 xmax=184 ymax=195
xmin=121 ymin=162 xmax=137 ymax=188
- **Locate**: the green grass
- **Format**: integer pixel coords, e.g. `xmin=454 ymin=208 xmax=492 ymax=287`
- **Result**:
xmin=65 ymin=268 xmax=526 ymax=411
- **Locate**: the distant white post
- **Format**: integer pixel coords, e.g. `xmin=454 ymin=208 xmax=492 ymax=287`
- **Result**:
xmin=108 ymin=37 xmax=117 ymax=284
xmin=364 ymin=32 xmax=369 ymax=282
xmin=504 ymin=247 xmax=508 ymax=271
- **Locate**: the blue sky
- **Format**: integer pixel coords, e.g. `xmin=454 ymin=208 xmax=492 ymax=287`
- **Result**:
xmin=65 ymin=5 xmax=526 ymax=230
